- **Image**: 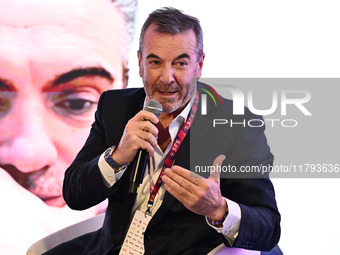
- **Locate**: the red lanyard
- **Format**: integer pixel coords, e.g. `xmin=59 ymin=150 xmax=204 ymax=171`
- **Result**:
xmin=146 ymin=90 xmax=199 ymax=215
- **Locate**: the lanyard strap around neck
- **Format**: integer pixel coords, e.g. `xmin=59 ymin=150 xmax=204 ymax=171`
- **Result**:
xmin=146 ymin=90 xmax=199 ymax=213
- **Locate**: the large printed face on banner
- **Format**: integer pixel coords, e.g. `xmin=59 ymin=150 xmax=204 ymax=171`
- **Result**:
xmin=0 ymin=0 xmax=128 ymax=207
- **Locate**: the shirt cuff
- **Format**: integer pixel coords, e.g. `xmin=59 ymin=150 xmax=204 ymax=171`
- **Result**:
xmin=206 ymin=198 xmax=241 ymax=246
xmin=98 ymin=151 xmax=127 ymax=187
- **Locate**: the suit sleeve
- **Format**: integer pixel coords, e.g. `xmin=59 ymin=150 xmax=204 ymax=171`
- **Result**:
xmin=220 ymin=111 xmax=281 ymax=251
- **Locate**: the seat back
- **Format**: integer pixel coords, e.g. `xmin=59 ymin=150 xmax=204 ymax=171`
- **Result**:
xmin=26 ymin=213 xmax=105 ymax=255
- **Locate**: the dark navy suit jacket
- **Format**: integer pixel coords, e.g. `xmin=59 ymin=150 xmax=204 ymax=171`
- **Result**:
xmin=62 ymin=83 xmax=280 ymax=255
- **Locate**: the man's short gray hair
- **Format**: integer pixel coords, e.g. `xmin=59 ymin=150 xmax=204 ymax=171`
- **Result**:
xmin=111 ymin=0 xmax=137 ymax=85
xmin=138 ymin=7 xmax=204 ymax=59
xmin=112 ymin=0 xmax=138 ymax=50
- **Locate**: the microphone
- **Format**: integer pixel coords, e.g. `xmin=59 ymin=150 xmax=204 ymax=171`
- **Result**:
xmin=129 ymin=99 xmax=162 ymax=193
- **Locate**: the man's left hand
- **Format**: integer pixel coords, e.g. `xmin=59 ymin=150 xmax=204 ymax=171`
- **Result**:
xmin=162 ymin=154 xmax=227 ymax=221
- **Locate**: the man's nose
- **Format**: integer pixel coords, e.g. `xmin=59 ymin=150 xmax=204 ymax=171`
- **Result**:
xmin=159 ymin=66 xmax=175 ymax=85
xmin=0 ymin=104 xmax=57 ymax=173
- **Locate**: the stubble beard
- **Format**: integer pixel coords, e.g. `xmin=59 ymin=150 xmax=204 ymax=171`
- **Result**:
xmin=146 ymin=80 xmax=197 ymax=114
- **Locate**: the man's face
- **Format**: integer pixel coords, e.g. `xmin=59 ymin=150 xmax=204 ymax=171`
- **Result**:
xmin=138 ymin=24 xmax=204 ymax=114
xmin=0 ymin=0 xmax=128 ymax=207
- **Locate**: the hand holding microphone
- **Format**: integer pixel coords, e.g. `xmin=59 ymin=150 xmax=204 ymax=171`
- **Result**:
xmin=111 ymin=100 xmax=162 ymax=193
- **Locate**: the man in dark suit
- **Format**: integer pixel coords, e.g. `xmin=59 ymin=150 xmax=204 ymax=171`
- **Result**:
xmin=45 ymin=7 xmax=280 ymax=255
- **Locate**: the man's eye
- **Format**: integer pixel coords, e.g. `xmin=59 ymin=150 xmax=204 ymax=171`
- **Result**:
xmin=149 ymin=60 xmax=160 ymax=66
xmin=54 ymin=98 xmax=96 ymax=115
xmin=0 ymin=91 xmax=15 ymax=118
xmin=47 ymin=91 xmax=99 ymax=121
xmin=0 ymin=94 xmax=10 ymax=113
xmin=175 ymin=61 xmax=188 ymax=68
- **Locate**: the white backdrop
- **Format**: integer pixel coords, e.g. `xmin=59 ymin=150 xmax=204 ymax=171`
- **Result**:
xmin=129 ymin=1 xmax=340 ymax=255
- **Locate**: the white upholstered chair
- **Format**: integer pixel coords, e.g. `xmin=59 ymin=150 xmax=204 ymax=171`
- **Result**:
xmin=27 ymin=213 xmax=105 ymax=255
xmin=27 ymin=213 xmax=262 ymax=255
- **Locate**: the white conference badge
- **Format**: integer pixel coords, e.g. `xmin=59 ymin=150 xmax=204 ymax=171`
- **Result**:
xmin=119 ymin=210 xmax=152 ymax=255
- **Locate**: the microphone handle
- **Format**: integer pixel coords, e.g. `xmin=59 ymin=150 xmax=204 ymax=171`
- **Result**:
xmin=128 ymin=149 xmax=149 ymax=193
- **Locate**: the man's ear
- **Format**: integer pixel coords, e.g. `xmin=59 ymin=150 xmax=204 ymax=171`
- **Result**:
xmin=137 ymin=50 xmax=143 ymax=77
xmin=196 ymin=53 xmax=205 ymax=79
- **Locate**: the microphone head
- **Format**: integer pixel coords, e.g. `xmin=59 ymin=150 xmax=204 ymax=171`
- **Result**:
xmin=144 ymin=99 xmax=163 ymax=118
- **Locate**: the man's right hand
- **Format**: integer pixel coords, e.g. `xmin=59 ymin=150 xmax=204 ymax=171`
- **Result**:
xmin=112 ymin=110 xmax=159 ymax=165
